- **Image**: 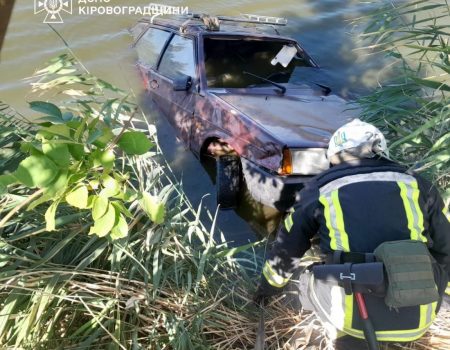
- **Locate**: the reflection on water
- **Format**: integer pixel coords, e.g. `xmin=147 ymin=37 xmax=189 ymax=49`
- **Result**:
xmin=1 ymin=0 xmax=389 ymax=244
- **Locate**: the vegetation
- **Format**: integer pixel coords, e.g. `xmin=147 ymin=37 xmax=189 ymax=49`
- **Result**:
xmin=355 ymin=0 xmax=450 ymax=203
xmin=0 ymin=1 xmax=449 ymax=347
xmin=0 ymin=53 xmax=308 ymax=349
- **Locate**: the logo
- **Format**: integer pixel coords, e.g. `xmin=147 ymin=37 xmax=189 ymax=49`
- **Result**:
xmin=34 ymin=0 xmax=73 ymax=24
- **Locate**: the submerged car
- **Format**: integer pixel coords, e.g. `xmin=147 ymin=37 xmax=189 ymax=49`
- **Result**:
xmin=131 ymin=14 xmax=357 ymax=210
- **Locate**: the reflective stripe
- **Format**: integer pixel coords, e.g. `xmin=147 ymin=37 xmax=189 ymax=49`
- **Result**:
xmin=398 ymin=181 xmax=427 ymax=242
xmin=311 ymin=279 xmax=436 ymax=342
xmin=284 ymin=213 xmax=294 ymax=232
xmin=320 ymin=171 xmax=417 ymax=194
xmin=443 ymin=206 xmax=450 ymax=222
xmin=262 ymin=261 xmax=290 ymax=288
xmin=343 ymin=301 xmax=436 ymax=342
xmin=344 ymin=294 xmax=353 ymax=330
xmin=319 ymin=190 xmax=350 ymax=252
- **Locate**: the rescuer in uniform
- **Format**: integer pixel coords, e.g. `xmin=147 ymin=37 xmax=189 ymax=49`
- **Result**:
xmin=255 ymin=119 xmax=450 ymax=347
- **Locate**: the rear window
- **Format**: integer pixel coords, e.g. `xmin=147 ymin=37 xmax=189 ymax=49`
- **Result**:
xmin=203 ymin=38 xmax=313 ymax=88
xmin=136 ymin=28 xmax=171 ymax=68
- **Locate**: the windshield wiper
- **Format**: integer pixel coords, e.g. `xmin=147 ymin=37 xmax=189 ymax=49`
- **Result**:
xmin=243 ymin=71 xmax=286 ymax=94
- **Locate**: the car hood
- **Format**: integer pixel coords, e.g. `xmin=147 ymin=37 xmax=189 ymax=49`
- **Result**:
xmin=213 ymin=88 xmax=357 ymax=148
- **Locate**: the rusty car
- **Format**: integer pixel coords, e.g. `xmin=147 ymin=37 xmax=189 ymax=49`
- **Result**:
xmin=131 ymin=14 xmax=357 ymax=210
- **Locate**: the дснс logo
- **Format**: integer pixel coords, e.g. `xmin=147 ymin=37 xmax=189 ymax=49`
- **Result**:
xmin=34 ymin=0 xmax=73 ymax=24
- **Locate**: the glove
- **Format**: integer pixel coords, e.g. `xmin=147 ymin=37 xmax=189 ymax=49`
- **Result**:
xmin=253 ymin=285 xmax=270 ymax=307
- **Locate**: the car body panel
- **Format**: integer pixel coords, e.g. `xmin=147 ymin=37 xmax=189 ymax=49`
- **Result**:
xmin=132 ymin=17 xmax=358 ymax=209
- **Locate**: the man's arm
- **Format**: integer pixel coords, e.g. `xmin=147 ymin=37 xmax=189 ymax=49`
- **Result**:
xmin=258 ymin=187 xmax=319 ymax=297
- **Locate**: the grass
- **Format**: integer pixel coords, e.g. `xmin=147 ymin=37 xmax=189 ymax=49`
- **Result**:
xmin=1 ymin=3 xmax=450 ymax=346
xmin=354 ymin=0 xmax=450 ymax=203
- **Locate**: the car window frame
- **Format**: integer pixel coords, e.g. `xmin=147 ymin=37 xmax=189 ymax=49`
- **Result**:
xmin=200 ymin=34 xmax=319 ymax=91
xmin=156 ymin=33 xmax=198 ymax=82
xmin=134 ymin=25 xmax=173 ymax=70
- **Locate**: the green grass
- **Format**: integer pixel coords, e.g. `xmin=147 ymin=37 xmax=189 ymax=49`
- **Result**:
xmin=355 ymin=0 xmax=450 ymax=203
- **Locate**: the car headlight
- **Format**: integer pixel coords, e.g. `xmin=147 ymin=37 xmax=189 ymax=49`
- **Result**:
xmin=280 ymin=148 xmax=329 ymax=175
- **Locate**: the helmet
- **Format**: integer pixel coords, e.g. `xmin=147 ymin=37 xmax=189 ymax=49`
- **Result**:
xmin=327 ymin=119 xmax=388 ymax=160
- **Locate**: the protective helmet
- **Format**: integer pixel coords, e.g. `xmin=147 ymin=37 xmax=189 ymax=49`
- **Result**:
xmin=327 ymin=119 xmax=388 ymax=160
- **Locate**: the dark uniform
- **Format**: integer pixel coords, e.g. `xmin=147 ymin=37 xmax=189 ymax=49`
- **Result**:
xmin=259 ymin=158 xmax=450 ymax=342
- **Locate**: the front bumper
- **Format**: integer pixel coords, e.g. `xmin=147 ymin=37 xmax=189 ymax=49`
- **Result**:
xmin=241 ymin=158 xmax=313 ymax=211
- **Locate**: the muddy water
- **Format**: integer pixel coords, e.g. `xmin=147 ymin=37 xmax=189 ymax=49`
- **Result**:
xmin=1 ymin=0 xmax=386 ymax=245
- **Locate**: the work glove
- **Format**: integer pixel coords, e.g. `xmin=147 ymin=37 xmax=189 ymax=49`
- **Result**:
xmin=253 ymin=285 xmax=271 ymax=307
xmin=253 ymin=280 xmax=282 ymax=307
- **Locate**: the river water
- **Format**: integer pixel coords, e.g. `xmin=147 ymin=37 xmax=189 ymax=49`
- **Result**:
xmin=1 ymin=0 xmax=387 ymax=244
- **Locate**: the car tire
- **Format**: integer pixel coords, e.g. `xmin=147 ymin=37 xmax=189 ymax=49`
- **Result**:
xmin=216 ymin=155 xmax=241 ymax=209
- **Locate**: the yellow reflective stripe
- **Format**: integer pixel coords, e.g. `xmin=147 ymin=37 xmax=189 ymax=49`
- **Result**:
xmin=284 ymin=213 xmax=294 ymax=232
xmin=419 ymin=304 xmax=429 ymax=329
xmin=331 ymin=190 xmax=350 ymax=252
xmin=262 ymin=261 xmax=290 ymax=288
xmin=344 ymin=301 xmax=437 ymax=342
xmin=343 ymin=326 xmax=429 ymax=342
xmin=411 ymin=181 xmax=425 ymax=241
xmin=398 ymin=181 xmax=427 ymax=242
xmin=319 ymin=191 xmax=350 ymax=252
xmin=443 ymin=206 xmax=450 ymax=222
xmin=344 ymin=294 xmax=353 ymax=330
xmin=319 ymin=195 xmax=337 ymax=249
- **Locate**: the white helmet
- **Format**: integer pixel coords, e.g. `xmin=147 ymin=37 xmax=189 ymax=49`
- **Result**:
xmin=327 ymin=119 xmax=388 ymax=160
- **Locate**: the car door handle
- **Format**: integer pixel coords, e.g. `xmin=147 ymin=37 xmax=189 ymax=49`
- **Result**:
xmin=150 ymin=80 xmax=159 ymax=89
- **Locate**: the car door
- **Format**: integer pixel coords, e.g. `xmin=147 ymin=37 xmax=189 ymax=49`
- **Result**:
xmin=151 ymin=34 xmax=197 ymax=145
xmin=134 ymin=25 xmax=172 ymax=104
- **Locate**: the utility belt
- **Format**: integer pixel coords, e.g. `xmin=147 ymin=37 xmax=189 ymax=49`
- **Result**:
xmin=313 ymin=240 xmax=441 ymax=308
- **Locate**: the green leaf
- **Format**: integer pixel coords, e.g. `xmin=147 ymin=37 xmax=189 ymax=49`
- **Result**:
xmin=99 ymin=175 xmax=120 ymax=198
xmin=0 ymin=174 xmax=17 ymax=195
xmin=45 ymin=200 xmax=60 ymax=231
xmin=68 ymin=144 xmax=85 ymax=161
xmin=90 ymin=203 xmax=116 ymax=237
xmin=111 ymin=214 xmax=128 ymax=240
xmin=37 ymin=116 xmax=66 ymax=124
xmin=27 ymin=193 xmax=53 ymax=211
xmin=29 ymin=101 xmax=62 ymax=120
xmin=111 ymin=201 xmax=133 ymax=218
xmin=14 ymin=155 xmax=58 ymax=188
xmin=93 ymin=127 xmax=114 ymax=148
xmin=92 ymin=149 xmax=115 ymax=169
xmin=42 ymin=141 xmax=71 ymax=167
xmin=92 ymin=195 xmax=109 ymax=220
xmin=38 ymin=124 xmax=71 ymax=139
xmin=117 ymin=132 xmax=153 ymax=156
xmin=44 ymin=170 xmax=69 ymax=197
xmin=66 ymin=184 xmax=89 ymax=209
xmin=139 ymin=192 xmax=165 ymax=225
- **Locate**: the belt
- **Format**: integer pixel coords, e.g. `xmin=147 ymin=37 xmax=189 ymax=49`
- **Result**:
xmin=326 ymin=251 xmax=376 ymax=265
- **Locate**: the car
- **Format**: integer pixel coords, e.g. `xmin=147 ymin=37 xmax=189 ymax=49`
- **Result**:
xmin=131 ymin=14 xmax=357 ymax=211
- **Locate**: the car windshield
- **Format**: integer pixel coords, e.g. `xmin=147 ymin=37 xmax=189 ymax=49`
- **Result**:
xmin=204 ymin=37 xmax=315 ymax=89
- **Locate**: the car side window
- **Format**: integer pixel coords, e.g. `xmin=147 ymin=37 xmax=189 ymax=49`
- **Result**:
xmin=158 ymin=35 xmax=196 ymax=80
xmin=136 ymin=28 xmax=171 ymax=68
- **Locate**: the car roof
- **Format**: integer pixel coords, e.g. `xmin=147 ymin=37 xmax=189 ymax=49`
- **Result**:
xmin=137 ymin=16 xmax=291 ymax=39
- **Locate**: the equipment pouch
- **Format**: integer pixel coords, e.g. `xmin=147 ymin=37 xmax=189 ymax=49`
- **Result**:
xmin=374 ymin=240 xmax=439 ymax=308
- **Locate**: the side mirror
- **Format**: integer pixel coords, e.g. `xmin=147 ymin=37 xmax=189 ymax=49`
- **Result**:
xmin=173 ymin=75 xmax=193 ymax=91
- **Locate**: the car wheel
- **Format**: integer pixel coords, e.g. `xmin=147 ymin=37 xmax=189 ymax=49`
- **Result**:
xmin=216 ymin=155 xmax=241 ymax=209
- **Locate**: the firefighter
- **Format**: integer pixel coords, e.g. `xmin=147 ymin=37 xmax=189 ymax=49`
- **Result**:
xmin=255 ymin=119 xmax=450 ymax=347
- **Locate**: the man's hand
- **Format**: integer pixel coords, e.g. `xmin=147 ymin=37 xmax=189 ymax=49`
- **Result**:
xmin=253 ymin=286 xmax=270 ymax=307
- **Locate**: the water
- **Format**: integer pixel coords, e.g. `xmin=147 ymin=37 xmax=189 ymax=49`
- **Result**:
xmin=0 ymin=0 xmax=385 ymax=245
